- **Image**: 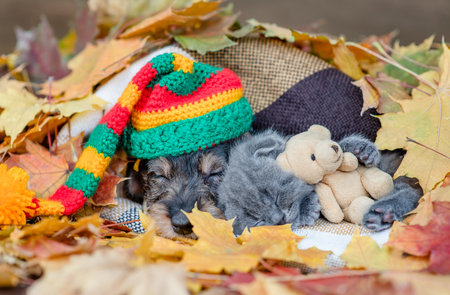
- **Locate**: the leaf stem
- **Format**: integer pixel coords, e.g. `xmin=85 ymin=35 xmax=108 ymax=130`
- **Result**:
xmin=406 ymin=137 xmax=449 ymax=159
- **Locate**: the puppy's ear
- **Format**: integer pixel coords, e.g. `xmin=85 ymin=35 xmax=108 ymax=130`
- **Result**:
xmin=121 ymin=160 xmax=146 ymax=203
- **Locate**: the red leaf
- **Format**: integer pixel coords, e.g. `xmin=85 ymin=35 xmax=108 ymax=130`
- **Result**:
xmin=15 ymin=16 xmax=70 ymax=83
xmin=387 ymin=202 xmax=450 ymax=273
xmin=91 ymin=173 xmax=121 ymax=206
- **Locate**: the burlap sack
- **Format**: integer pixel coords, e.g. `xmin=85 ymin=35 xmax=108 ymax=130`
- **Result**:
xmin=188 ymin=37 xmax=381 ymax=141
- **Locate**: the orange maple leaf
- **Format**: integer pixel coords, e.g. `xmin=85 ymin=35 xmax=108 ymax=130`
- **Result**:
xmin=6 ymin=140 xmax=69 ymax=198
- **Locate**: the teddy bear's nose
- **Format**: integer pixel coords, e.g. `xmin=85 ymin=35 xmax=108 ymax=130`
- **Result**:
xmin=331 ymin=144 xmax=339 ymax=153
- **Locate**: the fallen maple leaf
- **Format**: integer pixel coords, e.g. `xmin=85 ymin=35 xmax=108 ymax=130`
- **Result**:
xmin=235 ymin=272 xmax=299 ymax=295
xmin=381 ymin=272 xmax=450 ymax=295
xmin=28 ymin=248 xmax=189 ymax=295
xmin=375 ymin=43 xmax=450 ymax=191
xmin=384 ymin=36 xmax=442 ymax=86
xmin=174 ymin=35 xmax=236 ymax=55
xmin=0 ymin=75 xmax=106 ymax=145
xmin=246 ymin=19 xmax=295 ymax=42
xmin=41 ymin=38 xmax=146 ymax=100
xmin=407 ymin=186 xmax=450 ymax=226
xmin=387 ymin=201 xmax=450 ymax=274
xmin=15 ymin=16 xmax=70 ymax=83
xmin=53 ymin=132 xmax=84 ymax=166
xmin=16 ymin=236 xmax=97 ymax=259
xmin=120 ymin=1 xmax=220 ymax=39
xmin=181 ymin=208 xmax=329 ymax=273
xmin=333 ymin=39 xmax=364 ymax=80
xmin=340 ymin=229 xmax=428 ymax=271
xmin=6 ymin=140 xmax=70 ymax=198
xmin=90 ymin=173 xmax=121 ymax=206
xmin=354 ymin=74 xmax=408 ymax=115
xmin=284 ymin=271 xmax=414 ymax=295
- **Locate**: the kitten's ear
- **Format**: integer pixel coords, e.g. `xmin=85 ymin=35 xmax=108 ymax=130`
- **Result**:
xmin=253 ymin=136 xmax=285 ymax=158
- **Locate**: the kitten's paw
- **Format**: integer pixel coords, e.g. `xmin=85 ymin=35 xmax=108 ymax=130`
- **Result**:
xmin=297 ymin=192 xmax=321 ymax=226
xmin=340 ymin=135 xmax=381 ymax=167
xmin=362 ymin=199 xmax=401 ymax=231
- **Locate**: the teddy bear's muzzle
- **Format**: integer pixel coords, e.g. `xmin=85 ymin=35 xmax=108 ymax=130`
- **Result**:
xmin=315 ymin=140 xmax=343 ymax=174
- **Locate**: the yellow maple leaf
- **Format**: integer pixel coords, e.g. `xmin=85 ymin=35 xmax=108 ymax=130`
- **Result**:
xmin=375 ymin=43 xmax=450 ymax=191
xmin=41 ymin=38 xmax=145 ymax=100
xmin=333 ymin=39 xmax=364 ymax=80
xmin=182 ymin=208 xmax=329 ymax=273
xmin=340 ymin=229 xmax=428 ymax=271
xmin=0 ymin=75 xmax=106 ymax=145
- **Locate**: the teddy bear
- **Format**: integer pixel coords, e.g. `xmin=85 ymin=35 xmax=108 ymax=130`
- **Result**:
xmin=276 ymin=125 xmax=394 ymax=224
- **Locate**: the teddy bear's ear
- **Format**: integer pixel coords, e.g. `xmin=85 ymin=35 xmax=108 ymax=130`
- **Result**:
xmin=276 ymin=152 xmax=291 ymax=172
xmin=308 ymin=125 xmax=331 ymax=139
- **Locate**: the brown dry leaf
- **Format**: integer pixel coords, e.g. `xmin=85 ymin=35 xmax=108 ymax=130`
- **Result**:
xmin=41 ymin=38 xmax=146 ymax=100
xmin=0 ymin=264 xmax=20 ymax=287
xmin=54 ymin=132 xmax=84 ymax=165
xmin=28 ymin=248 xmax=189 ymax=295
xmin=340 ymin=229 xmax=428 ymax=271
xmin=375 ymin=44 xmax=450 ymax=191
xmin=10 ymin=214 xmax=103 ymax=241
xmin=353 ymin=75 xmax=409 ymax=115
xmin=182 ymin=208 xmax=329 ymax=273
xmin=120 ymin=1 xmax=220 ymax=39
xmin=333 ymin=39 xmax=364 ymax=80
xmin=15 ymin=236 xmax=97 ymax=259
xmin=6 ymin=140 xmax=69 ymax=198
xmin=90 ymin=173 xmax=121 ymax=206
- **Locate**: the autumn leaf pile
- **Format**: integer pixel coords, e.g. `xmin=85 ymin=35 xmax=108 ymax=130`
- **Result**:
xmin=0 ymin=0 xmax=449 ymax=294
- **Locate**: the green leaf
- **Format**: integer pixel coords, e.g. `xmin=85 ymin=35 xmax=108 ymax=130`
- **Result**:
xmin=174 ymin=34 xmax=237 ymax=55
xmin=246 ymin=19 xmax=294 ymax=42
xmin=383 ymin=49 xmax=442 ymax=86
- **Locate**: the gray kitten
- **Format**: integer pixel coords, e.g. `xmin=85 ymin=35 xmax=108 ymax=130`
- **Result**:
xmin=217 ymin=130 xmax=321 ymax=235
xmin=218 ymin=131 xmax=423 ymax=234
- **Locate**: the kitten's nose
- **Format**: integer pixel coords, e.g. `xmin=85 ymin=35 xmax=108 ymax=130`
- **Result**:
xmin=331 ymin=144 xmax=339 ymax=153
xmin=172 ymin=212 xmax=193 ymax=235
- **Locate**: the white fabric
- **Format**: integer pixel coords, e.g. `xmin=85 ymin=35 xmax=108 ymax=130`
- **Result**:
xmin=56 ymin=45 xmax=192 ymax=146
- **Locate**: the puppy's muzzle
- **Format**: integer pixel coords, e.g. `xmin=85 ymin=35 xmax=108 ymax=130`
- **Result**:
xmin=171 ymin=212 xmax=193 ymax=235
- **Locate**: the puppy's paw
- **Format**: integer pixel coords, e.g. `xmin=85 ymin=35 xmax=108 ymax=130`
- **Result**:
xmin=339 ymin=135 xmax=380 ymax=167
xmin=362 ymin=199 xmax=401 ymax=231
xmin=297 ymin=192 xmax=321 ymax=226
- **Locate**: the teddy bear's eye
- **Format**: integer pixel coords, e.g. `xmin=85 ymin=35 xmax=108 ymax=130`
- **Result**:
xmin=311 ymin=154 xmax=316 ymax=161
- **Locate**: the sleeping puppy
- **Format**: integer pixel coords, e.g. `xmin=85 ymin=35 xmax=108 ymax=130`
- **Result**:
xmin=124 ymin=144 xmax=230 ymax=239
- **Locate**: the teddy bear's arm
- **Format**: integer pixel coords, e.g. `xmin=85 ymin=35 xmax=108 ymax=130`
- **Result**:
xmin=315 ymin=183 xmax=344 ymax=223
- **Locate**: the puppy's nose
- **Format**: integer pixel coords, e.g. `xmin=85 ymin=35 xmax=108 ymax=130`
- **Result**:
xmin=331 ymin=144 xmax=339 ymax=153
xmin=172 ymin=213 xmax=193 ymax=235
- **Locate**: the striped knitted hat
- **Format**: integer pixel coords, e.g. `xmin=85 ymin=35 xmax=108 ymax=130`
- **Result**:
xmin=49 ymin=52 xmax=253 ymax=215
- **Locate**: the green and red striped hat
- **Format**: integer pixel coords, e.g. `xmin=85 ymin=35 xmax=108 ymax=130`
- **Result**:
xmin=49 ymin=52 xmax=253 ymax=215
